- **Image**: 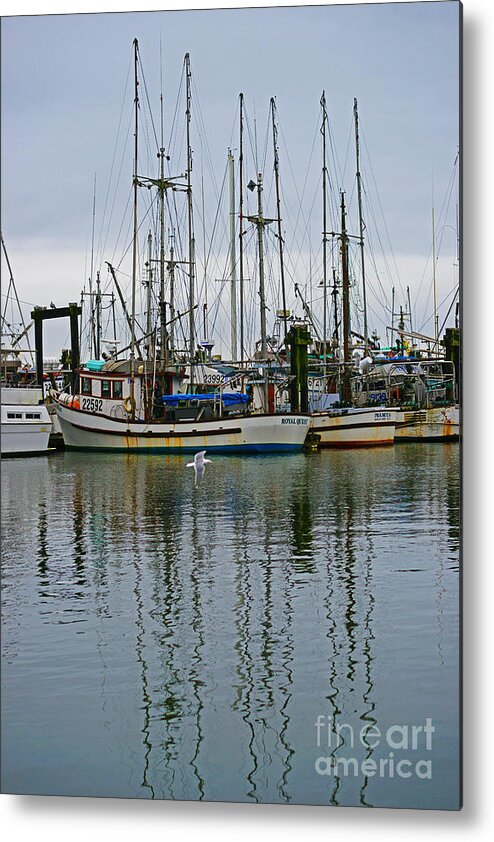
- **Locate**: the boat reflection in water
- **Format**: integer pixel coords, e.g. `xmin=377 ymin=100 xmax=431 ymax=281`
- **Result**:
xmin=1 ymin=444 xmax=459 ymax=808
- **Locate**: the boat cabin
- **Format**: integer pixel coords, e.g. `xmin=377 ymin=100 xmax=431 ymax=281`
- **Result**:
xmin=56 ymin=359 xmax=184 ymax=422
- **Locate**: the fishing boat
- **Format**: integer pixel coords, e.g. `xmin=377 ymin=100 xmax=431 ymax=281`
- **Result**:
xmin=1 ymin=385 xmax=51 ymax=456
xmin=310 ymin=406 xmax=396 ymax=447
xmin=394 ymin=405 xmax=459 ymax=441
xmin=52 ymin=42 xmax=310 ymax=454
xmin=306 ymin=99 xmax=397 ymax=448
xmin=52 ymin=360 xmax=309 ymax=452
xmin=347 ymin=145 xmax=460 ymax=443
xmin=351 ymin=351 xmax=459 ymax=442
xmin=1 ymin=236 xmax=52 ymax=456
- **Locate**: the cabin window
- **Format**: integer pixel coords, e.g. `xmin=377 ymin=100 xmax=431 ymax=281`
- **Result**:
xmin=7 ymin=412 xmax=23 ymax=419
xmin=101 ymin=380 xmax=111 ymax=398
xmin=25 ymin=413 xmax=41 ymax=419
xmin=112 ymin=380 xmax=123 ymax=400
xmin=81 ymin=377 xmax=92 ymax=395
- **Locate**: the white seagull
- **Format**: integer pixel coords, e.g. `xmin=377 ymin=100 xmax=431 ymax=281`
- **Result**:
xmin=186 ymin=450 xmax=212 ymax=486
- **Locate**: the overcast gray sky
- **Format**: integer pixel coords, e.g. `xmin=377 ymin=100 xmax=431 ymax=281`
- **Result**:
xmin=1 ymin=1 xmax=460 ymax=357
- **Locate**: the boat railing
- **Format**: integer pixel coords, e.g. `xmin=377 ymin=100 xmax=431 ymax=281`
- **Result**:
xmin=386 ymin=362 xmax=457 ymax=406
xmin=351 ymin=359 xmax=457 ymax=407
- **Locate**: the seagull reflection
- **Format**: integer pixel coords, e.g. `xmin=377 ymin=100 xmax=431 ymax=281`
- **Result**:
xmin=186 ymin=450 xmax=212 ymax=487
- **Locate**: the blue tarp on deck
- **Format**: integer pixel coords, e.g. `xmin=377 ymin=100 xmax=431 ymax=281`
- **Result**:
xmin=161 ymin=392 xmax=249 ymax=407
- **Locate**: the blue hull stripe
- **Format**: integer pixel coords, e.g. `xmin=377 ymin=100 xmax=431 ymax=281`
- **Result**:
xmin=65 ymin=442 xmax=303 ymax=454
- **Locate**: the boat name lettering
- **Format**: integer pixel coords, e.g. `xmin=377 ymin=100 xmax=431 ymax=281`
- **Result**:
xmin=281 ymin=417 xmax=309 ymax=425
xmin=82 ymin=397 xmax=104 ymax=413
xmin=374 ymin=412 xmax=391 ymax=420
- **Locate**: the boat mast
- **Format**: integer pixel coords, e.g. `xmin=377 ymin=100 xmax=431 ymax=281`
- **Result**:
xmin=353 ymin=97 xmax=368 ymax=354
xmin=270 ymin=97 xmax=288 ymax=348
xmin=95 ymin=270 xmax=101 ymax=358
xmin=407 ymin=285 xmax=413 ymax=335
xmin=111 ymin=291 xmax=117 ymax=342
xmin=432 ymin=204 xmax=438 ymax=348
xmin=332 ymin=267 xmax=339 ymax=346
xmin=340 ymin=191 xmax=351 ymax=402
xmin=239 ymin=93 xmax=245 ymax=365
xmin=137 ymin=108 xmax=183 ymax=366
xmin=321 ymin=92 xmax=328 ymax=373
xmin=228 ymin=149 xmax=237 ymax=361
xmin=254 ymin=173 xmax=267 ymax=359
xmin=89 ymin=173 xmax=97 ymax=358
xmin=390 ymin=286 xmax=395 ymax=348
xmin=130 ymin=38 xmax=139 ymax=418
xmin=146 ymin=230 xmax=153 ymax=359
xmin=248 ymin=170 xmax=270 ymax=411
xmin=159 ymin=147 xmax=167 ymax=368
xmin=168 ymin=234 xmax=176 ymax=358
xmin=185 ymin=53 xmax=196 ymax=387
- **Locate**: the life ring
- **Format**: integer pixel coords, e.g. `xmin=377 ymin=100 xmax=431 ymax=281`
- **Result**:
xmin=123 ymin=396 xmax=134 ymax=414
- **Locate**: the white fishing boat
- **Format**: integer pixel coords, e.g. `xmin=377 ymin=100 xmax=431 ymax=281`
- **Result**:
xmin=303 ymin=102 xmax=397 ymax=449
xmin=1 ymin=235 xmax=52 ymax=456
xmin=50 ymin=43 xmax=312 ymax=455
xmin=352 ymin=358 xmax=459 ymax=442
xmin=394 ymin=405 xmax=459 ymax=441
xmin=308 ymin=180 xmax=397 ymax=447
xmin=1 ymin=386 xmax=51 ymax=456
xmin=52 ymin=363 xmax=309 ymax=453
xmin=310 ymin=406 xmax=396 ymax=447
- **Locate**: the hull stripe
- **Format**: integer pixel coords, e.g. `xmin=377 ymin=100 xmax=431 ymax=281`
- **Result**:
xmin=318 ymin=440 xmax=395 ymax=448
xmin=64 ymin=442 xmax=302 ymax=454
xmin=311 ymin=421 xmax=396 ymax=433
xmin=68 ymin=421 xmax=243 ymax=438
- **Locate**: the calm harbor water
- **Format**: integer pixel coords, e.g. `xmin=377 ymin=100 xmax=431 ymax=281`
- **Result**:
xmin=1 ymin=444 xmax=460 ymax=809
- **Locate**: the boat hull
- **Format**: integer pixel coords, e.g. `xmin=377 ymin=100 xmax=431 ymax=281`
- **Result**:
xmin=394 ymin=406 xmax=459 ymax=441
xmin=310 ymin=408 xmax=396 ymax=447
xmin=54 ymin=400 xmax=310 ymax=453
xmin=1 ymin=404 xmax=52 ymax=456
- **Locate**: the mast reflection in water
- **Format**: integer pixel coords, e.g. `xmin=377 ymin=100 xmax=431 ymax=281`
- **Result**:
xmin=1 ymin=445 xmax=460 ymax=809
